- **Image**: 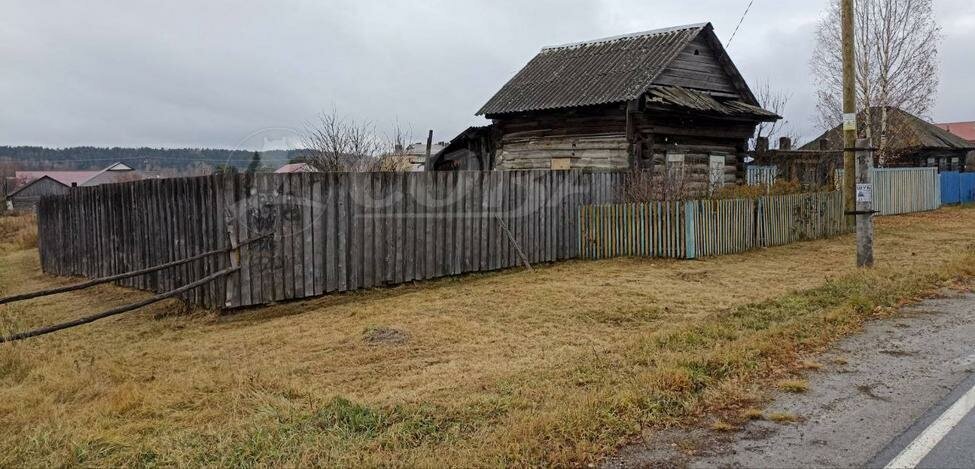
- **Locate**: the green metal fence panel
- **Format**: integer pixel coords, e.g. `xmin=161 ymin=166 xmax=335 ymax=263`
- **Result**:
xmin=836 ymin=167 xmax=940 ymax=215
xmin=579 ymin=191 xmax=850 ymax=260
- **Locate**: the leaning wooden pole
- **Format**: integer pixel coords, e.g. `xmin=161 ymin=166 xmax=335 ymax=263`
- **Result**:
xmin=0 ymin=233 xmax=270 ymax=306
xmin=0 ymin=247 xmax=229 ymax=305
xmin=841 ymin=0 xmax=857 ymax=226
xmin=0 ymin=267 xmax=239 ymax=343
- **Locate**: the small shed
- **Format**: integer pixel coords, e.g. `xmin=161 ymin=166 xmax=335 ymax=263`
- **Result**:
xmin=432 ymin=22 xmax=778 ymax=192
xmin=803 ymin=107 xmax=975 ymax=171
xmin=6 ymin=175 xmax=70 ymax=211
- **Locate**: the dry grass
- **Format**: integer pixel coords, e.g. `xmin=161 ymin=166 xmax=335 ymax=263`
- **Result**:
xmin=2 ymin=206 xmax=975 ymax=466
xmin=777 ymin=379 xmax=810 ymax=394
xmin=710 ymin=420 xmax=736 ymax=432
xmin=0 ymin=213 xmax=37 ymax=253
xmin=768 ymin=412 xmax=800 ymax=423
xmin=742 ymin=408 xmax=764 ymax=421
xmin=798 ymin=360 xmax=824 ymax=370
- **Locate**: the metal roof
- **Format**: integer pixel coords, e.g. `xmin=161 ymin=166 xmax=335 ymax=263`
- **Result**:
xmin=478 ymin=23 xmax=713 ymax=116
xmin=934 ymin=121 xmax=975 ymax=143
xmin=803 ymin=108 xmax=975 ymax=151
xmin=6 ymin=175 xmax=67 ymax=198
xmin=14 ymin=170 xmax=99 ymax=186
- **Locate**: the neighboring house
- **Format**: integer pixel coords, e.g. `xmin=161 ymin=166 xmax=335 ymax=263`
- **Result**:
xmin=429 ymin=22 xmax=779 ymax=192
xmin=275 ymin=163 xmax=318 ymax=173
xmin=802 ymin=107 xmax=975 ymax=172
xmin=9 ymin=162 xmax=148 ymax=212
xmin=934 ymin=121 xmax=975 ymax=169
xmin=402 ymin=142 xmax=445 ymax=171
xmin=6 ymin=175 xmax=70 ymax=211
xmin=934 ymin=121 xmax=975 ymax=143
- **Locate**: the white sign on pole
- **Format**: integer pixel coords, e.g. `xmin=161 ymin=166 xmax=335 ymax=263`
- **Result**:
xmin=843 ymin=113 xmax=857 ymax=131
xmin=856 ymin=183 xmax=872 ymax=203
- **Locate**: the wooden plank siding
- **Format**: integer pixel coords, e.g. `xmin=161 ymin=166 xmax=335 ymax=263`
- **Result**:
xmin=37 ymin=171 xmax=627 ymax=309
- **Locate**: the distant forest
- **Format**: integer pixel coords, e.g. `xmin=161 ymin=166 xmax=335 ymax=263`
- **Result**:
xmin=0 ymin=146 xmax=308 ymax=173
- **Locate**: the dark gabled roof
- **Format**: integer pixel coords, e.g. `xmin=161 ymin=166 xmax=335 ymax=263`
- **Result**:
xmin=646 ymin=86 xmax=779 ymax=121
xmin=802 ymin=107 xmax=975 ymax=152
xmin=7 ymin=175 xmax=67 ymax=198
xmin=477 ymin=22 xmax=758 ymax=116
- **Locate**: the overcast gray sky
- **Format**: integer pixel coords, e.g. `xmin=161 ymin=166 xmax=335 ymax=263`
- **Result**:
xmin=2 ymin=0 xmax=973 ymax=150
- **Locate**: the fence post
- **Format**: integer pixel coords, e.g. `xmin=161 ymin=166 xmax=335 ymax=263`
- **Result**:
xmin=684 ymin=201 xmax=696 ymax=259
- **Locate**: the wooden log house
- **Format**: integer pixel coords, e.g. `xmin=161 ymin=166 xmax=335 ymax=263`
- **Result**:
xmin=430 ymin=23 xmax=779 ymax=192
xmin=801 ymin=106 xmax=975 ymax=172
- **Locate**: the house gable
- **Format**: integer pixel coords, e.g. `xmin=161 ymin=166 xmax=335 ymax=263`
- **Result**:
xmin=653 ymin=28 xmax=757 ymax=104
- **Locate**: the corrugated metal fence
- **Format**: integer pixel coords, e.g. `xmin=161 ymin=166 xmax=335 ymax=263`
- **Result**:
xmin=837 ymin=167 xmax=940 ymax=215
xmin=940 ymin=171 xmax=975 ymax=205
xmin=37 ymin=171 xmax=625 ymax=309
xmin=579 ymin=191 xmax=849 ymax=259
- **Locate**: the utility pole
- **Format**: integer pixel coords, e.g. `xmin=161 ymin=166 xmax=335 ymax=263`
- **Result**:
xmin=855 ymin=138 xmax=874 ymax=267
xmin=841 ymin=0 xmax=873 ymax=267
xmin=841 ymin=0 xmax=856 ymax=224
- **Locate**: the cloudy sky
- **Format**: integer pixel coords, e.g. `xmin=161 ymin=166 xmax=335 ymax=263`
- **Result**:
xmin=2 ymin=0 xmax=973 ymax=150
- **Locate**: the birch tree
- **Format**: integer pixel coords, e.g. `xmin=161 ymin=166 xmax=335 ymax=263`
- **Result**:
xmin=811 ymin=0 xmax=941 ymax=158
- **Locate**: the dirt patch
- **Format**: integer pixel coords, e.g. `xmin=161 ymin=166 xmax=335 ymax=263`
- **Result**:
xmin=362 ymin=326 xmax=410 ymax=345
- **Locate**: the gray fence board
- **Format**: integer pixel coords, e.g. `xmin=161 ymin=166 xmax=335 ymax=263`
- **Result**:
xmin=39 ymin=170 xmax=638 ymax=309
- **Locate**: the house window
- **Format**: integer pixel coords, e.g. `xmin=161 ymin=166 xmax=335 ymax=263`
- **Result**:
xmin=709 ymin=154 xmax=726 ymax=190
xmin=666 ymin=153 xmax=685 ymax=176
xmin=664 ymin=153 xmax=686 ymax=196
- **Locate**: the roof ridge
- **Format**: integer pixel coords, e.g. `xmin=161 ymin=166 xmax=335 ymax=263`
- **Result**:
xmin=540 ymin=22 xmax=708 ymax=52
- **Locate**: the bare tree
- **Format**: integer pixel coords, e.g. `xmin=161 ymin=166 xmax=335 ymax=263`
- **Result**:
xmin=811 ymin=0 xmax=941 ymax=144
xmin=750 ymin=80 xmax=802 ymax=150
xmin=303 ymin=109 xmax=383 ymax=171
xmin=303 ymin=109 xmax=414 ymax=172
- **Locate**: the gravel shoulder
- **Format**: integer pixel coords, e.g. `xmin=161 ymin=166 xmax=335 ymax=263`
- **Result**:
xmin=607 ymin=290 xmax=975 ymax=468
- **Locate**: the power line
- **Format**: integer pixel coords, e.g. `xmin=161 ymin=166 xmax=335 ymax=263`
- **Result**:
xmin=726 ymin=0 xmax=756 ymax=48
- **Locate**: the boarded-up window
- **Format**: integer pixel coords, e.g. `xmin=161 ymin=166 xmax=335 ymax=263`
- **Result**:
xmin=551 ymin=158 xmax=572 ymax=171
xmin=709 ymin=154 xmax=726 ymax=190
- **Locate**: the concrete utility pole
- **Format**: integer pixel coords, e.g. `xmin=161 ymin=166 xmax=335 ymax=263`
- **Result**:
xmin=841 ymin=0 xmax=857 ymax=222
xmin=856 ymin=138 xmax=875 ymax=267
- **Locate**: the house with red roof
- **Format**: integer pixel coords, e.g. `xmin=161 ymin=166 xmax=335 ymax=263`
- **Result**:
xmin=935 ymin=122 xmax=975 ymax=143
xmin=6 ymin=162 xmax=145 ymax=212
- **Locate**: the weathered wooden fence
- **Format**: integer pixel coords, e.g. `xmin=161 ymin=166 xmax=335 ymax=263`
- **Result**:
xmin=37 ymin=171 xmax=626 ymax=309
xmin=746 ymin=165 xmax=778 ymax=186
xmin=837 ymin=167 xmax=940 ymax=215
xmin=579 ymin=191 xmax=849 ymax=259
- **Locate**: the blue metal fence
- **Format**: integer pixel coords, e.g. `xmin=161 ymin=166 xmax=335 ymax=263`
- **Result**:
xmin=941 ymin=172 xmax=975 ymax=205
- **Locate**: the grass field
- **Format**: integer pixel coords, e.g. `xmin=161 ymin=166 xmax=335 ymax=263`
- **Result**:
xmin=2 ymin=207 xmax=975 ymax=466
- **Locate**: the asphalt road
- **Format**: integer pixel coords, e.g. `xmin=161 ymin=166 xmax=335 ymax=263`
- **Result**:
xmin=607 ymin=291 xmax=975 ymax=468
xmin=871 ymin=372 xmax=975 ymax=469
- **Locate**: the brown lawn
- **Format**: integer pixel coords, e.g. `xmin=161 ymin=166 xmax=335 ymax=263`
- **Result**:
xmin=1 ymin=206 xmax=974 ymax=466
